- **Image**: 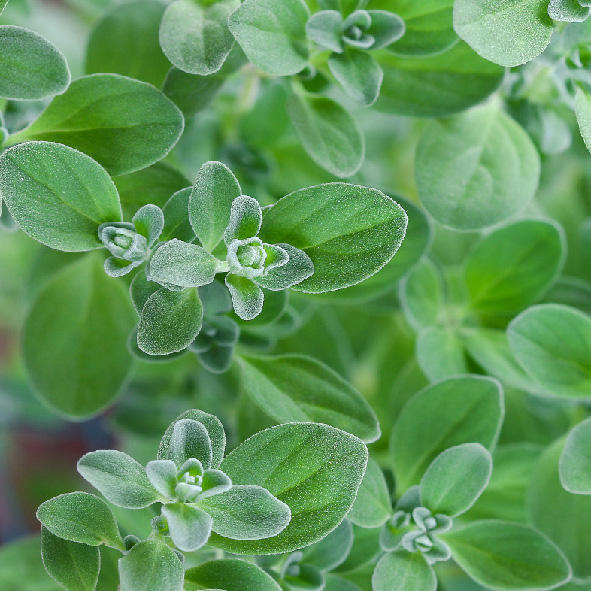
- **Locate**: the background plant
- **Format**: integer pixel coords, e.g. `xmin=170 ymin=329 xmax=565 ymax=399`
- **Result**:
xmin=2 ymin=1 xmax=591 ymax=591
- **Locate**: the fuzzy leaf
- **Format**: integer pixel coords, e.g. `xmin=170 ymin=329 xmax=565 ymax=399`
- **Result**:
xmin=162 ymin=503 xmax=213 ymax=552
xmin=77 ymin=450 xmax=160 ymax=509
xmin=453 ymin=0 xmax=553 ymax=67
xmin=137 ymin=287 xmax=203 ymax=355
xmin=225 ymin=274 xmax=265 ymax=320
xmin=190 ymin=161 xmax=242 ymax=251
xmin=160 ymin=0 xmax=239 ymax=76
xmin=302 ymin=519 xmax=353 ymax=571
xmin=7 ymin=74 xmax=184 ymax=176
xmin=162 ymin=188 xmax=196 ymax=243
xmin=146 ymin=460 xmax=178 ymax=499
xmin=184 ymin=559 xmax=282 ymax=591
xmin=118 ymin=540 xmax=183 ymax=591
xmin=228 ymin=0 xmax=310 ymax=76
xmin=158 ymin=410 xmax=226 ymax=469
xmin=286 ymin=93 xmax=364 ymax=177
xmin=548 ymin=0 xmax=590 ymax=21
xmin=441 ymin=521 xmax=571 ymax=590
xmin=133 ymin=204 xmax=164 ymax=246
xmin=0 ymin=25 xmax=70 ymax=100
xmin=0 ymin=142 xmax=122 ymax=252
xmin=209 ymin=422 xmax=368 ymax=554
xmin=169 ymin=418 xmax=213 ymax=469
xmin=148 ymin=240 xmax=220 ymax=289
xmin=224 ymin=195 xmax=262 ymax=243
xmin=347 ymin=458 xmax=391 ymax=528
xmin=420 ymin=443 xmax=493 ymax=517
xmin=306 ymin=10 xmax=344 ymax=52
xmin=41 ymin=527 xmax=100 ymax=591
xmin=23 ymin=254 xmax=135 ymax=418
xmin=391 ymin=375 xmax=503 ymax=491
xmin=237 ymin=354 xmax=380 ymax=442
xmin=415 ymin=102 xmax=540 ymax=231
xmin=255 ymin=243 xmax=314 ymax=291
xmin=199 ymin=485 xmax=291 ymax=540
xmin=328 ymin=48 xmax=383 ymax=106
xmin=367 ymin=10 xmax=405 ymax=49
xmin=37 ymin=492 xmax=123 ymax=550
xmin=260 ymin=183 xmax=407 ymax=293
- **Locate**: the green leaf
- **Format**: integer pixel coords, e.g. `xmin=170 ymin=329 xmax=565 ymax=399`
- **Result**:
xmin=306 ymin=10 xmax=344 ymax=53
xmin=237 ymin=354 xmax=379 ymax=442
xmin=190 ymin=161 xmax=242 ymax=252
xmin=302 ymin=519 xmax=353 ymax=571
xmin=0 ymin=25 xmax=70 ymax=100
xmin=325 ymin=574 xmax=363 ymax=591
xmin=560 ymin=418 xmax=591 ymax=494
xmin=0 ymin=1 xmax=8 ymax=14
xmin=0 ymin=141 xmax=122 ymax=252
xmin=199 ymin=485 xmax=291 ymax=540
xmin=37 ymin=492 xmax=123 ymax=550
xmin=158 ymin=409 xmax=226 ymax=469
xmin=286 ymin=93 xmax=364 ymax=177
xmin=453 ymin=0 xmax=553 ymax=67
xmin=23 ymin=254 xmax=135 ymax=419
xmin=529 ymin=438 xmax=591 ymax=580
xmin=420 ymin=443 xmax=492 ymax=517
xmin=7 ymin=74 xmax=184 ymax=176
xmin=77 ymin=450 xmax=160 ymax=509
xmin=441 ymin=520 xmax=571 ymax=590
xmin=184 ymin=559 xmax=282 ymax=591
xmin=137 ymin=287 xmax=203 ymax=355
xmin=168 ymin=418 xmax=213 ymax=469
xmin=85 ymin=0 xmax=170 ymax=87
xmin=161 ymin=188 xmax=195 ymax=243
xmin=465 ymin=220 xmax=565 ymax=315
xmin=260 ymin=183 xmax=407 ymax=293
xmin=255 ymin=243 xmax=314 ymax=291
xmin=328 ymin=48 xmax=383 ymax=106
xmin=548 ymin=0 xmax=590 ymax=22
xmin=228 ymin=0 xmax=310 ymax=76
xmin=118 ymin=540 xmax=183 ymax=591
xmin=209 ymin=422 xmax=368 ymax=554
xmin=373 ymin=0 xmax=456 ymax=57
xmin=41 ymin=527 xmax=100 ymax=591
xmin=415 ymin=102 xmax=540 ymax=231
xmin=323 ymin=196 xmax=431 ymax=301
xmin=223 ymin=195 xmax=262 ymax=243
xmin=225 ymin=274 xmax=264 ymax=320
xmin=469 ymin=444 xmax=542 ymax=523
xmin=462 ymin=329 xmax=541 ymax=394
xmin=400 ymin=259 xmax=443 ymax=329
xmin=162 ymin=503 xmax=213 ymax=552
xmin=347 ymin=457 xmax=391 ymax=528
xmin=507 ymin=304 xmax=591 ymax=399
xmin=148 ymin=240 xmax=220 ymax=289
xmin=574 ymin=87 xmax=591 ymax=157
xmin=160 ymin=0 xmax=239 ymax=76
xmin=375 ymin=41 xmax=504 ymax=117
xmin=367 ymin=10 xmax=405 ymax=49
xmin=372 ymin=551 xmax=436 ymax=591
xmin=416 ymin=326 xmax=468 ymax=382
xmin=391 ymin=375 xmax=504 ymax=491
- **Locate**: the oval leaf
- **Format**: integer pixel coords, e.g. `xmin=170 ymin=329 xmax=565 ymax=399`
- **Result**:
xmin=7 ymin=74 xmax=184 ymax=176
xmin=441 ymin=520 xmax=571 ymax=590
xmin=560 ymin=418 xmax=591 ymax=494
xmin=390 ymin=375 xmax=504 ymax=491
xmin=415 ymin=102 xmax=540 ymax=231
xmin=37 ymin=492 xmax=123 ymax=550
xmin=209 ymin=422 xmax=368 ymax=554
xmin=237 ymin=354 xmax=380 ymax=442
xmin=372 ymin=551 xmax=436 ymax=591
xmin=23 ymin=254 xmax=135 ymax=419
xmin=0 ymin=25 xmax=70 ymax=100
xmin=0 ymin=141 xmax=122 ymax=252
xmin=185 ymin=559 xmax=282 ymax=591
xmin=260 ymin=183 xmax=407 ymax=293
xmin=507 ymin=304 xmax=591 ymax=399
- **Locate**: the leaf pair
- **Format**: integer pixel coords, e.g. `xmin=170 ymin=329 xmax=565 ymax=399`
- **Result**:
xmin=306 ymin=9 xmax=404 ymax=105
